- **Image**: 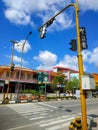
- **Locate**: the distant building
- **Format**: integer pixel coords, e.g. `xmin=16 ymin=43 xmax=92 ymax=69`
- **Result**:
xmin=53 ymin=66 xmax=79 ymax=80
xmin=1 ymin=65 xmax=97 ymax=94
xmin=0 ymin=66 xmax=58 ymax=93
xmin=92 ymin=73 xmax=98 ymax=89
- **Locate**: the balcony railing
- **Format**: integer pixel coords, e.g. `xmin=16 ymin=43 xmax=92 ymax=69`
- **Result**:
xmin=0 ymin=76 xmax=37 ymax=83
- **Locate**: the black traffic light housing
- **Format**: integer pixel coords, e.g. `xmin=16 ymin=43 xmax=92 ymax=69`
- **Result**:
xmin=38 ymin=18 xmax=55 ymax=39
xmin=46 ymin=18 xmax=55 ymax=27
xmin=10 ymin=63 xmax=15 ymax=71
xmin=80 ymin=27 xmax=88 ymax=50
xmin=69 ymin=39 xmax=77 ymax=51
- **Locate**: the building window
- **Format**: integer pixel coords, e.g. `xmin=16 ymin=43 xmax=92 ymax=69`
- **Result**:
xmin=33 ymin=73 xmax=37 ymax=79
xmin=27 ymin=74 xmax=31 ymax=79
xmin=21 ymin=73 xmax=25 ymax=79
xmin=16 ymin=71 xmax=19 ymax=79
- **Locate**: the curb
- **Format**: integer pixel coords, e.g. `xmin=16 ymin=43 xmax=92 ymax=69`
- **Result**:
xmin=0 ymin=101 xmax=2 ymax=104
xmin=9 ymin=100 xmax=16 ymax=104
xmin=0 ymin=99 xmax=39 ymax=104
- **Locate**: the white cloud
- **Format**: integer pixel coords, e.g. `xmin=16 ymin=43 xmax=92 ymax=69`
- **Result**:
xmin=13 ymin=55 xmax=28 ymax=66
xmin=33 ymin=50 xmax=79 ymax=71
xmin=82 ymin=46 xmax=98 ymax=68
xmin=2 ymin=0 xmax=98 ymax=31
xmin=56 ymin=54 xmax=78 ymax=70
xmin=6 ymin=54 xmax=28 ymax=66
xmin=79 ymin=0 xmax=98 ymax=11
xmin=55 ymin=46 xmax=98 ymax=72
xmin=82 ymin=50 xmax=91 ymax=62
xmin=13 ymin=55 xmax=21 ymax=63
xmin=15 ymin=40 xmax=31 ymax=53
xmin=34 ymin=48 xmax=98 ymax=72
xmin=5 ymin=9 xmax=31 ymax=25
xmin=33 ymin=50 xmax=57 ymax=70
xmin=13 ymin=55 xmax=28 ymax=65
xmin=3 ymin=0 xmax=74 ymax=30
xmin=88 ymin=47 xmax=98 ymax=67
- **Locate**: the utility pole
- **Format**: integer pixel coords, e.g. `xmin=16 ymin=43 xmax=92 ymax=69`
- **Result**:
xmin=16 ymin=31 xmax=32 ymax=102
xmin=38 ymin=0 xmax=88 ymax=129
xmin=6 ymin=40 xmax=18 ymax=98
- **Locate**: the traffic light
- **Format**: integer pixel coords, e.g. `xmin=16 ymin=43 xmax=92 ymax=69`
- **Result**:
xmin=10 ymin=63 xmax=15 ymax=71
xmin=46 ymin=18 xmax=55 ymax=27
xmin=69 ymin=39 xmax=77 ymax=51
xmin=80 ymin=27 xmax=88 ymax=50
xmin=38 ymin=72 xmax=43 ymax=83
xmin=39 ymin=25 xmax=47 ymax=39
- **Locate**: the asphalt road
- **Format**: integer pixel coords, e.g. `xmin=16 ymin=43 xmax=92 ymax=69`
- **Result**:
xmin=0 ymin=98 xmax=98 ymax=130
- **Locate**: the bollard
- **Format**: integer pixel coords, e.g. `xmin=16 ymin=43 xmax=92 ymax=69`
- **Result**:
xmin=69 ymin=119 xmax=76 ymax=130
xmin=75 ymin=117 xmax=82 ymax=130
xmin=3 ymin=93 xmax=5 ymax=101
xmin=69 ymin=117 xmax=82 ymax=130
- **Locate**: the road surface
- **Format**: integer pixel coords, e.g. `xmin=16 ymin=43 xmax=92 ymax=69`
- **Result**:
xmin=0 ymin=98 xmax=98 ymax=130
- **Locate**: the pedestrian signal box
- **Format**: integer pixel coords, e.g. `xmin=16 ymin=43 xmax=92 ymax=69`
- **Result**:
xmin=81 ymin=75 xmax=95 ymax=90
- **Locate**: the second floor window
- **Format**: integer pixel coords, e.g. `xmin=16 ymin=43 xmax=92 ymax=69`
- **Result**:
xmin=16 ymin=71 xmax=19 ymax=78
xmin=27 ymin=74 xmax=31 ymax=79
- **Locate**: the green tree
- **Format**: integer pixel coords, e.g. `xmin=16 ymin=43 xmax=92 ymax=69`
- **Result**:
xmin=65 ymin=76 xmax=79 ymax=91
xmin=52 ymin=73 xmax=66 ymax=92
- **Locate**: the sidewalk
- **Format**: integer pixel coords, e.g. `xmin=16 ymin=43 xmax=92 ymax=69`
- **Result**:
xmin=88 ymin=115 xmax=98 ymax=130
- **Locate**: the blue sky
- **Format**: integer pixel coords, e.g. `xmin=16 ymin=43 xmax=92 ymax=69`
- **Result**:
xmin=0 ymin=0 xmax=98 ymax=73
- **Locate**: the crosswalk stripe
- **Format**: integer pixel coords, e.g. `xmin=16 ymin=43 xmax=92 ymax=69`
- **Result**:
xmin=38 ymin=102 xmax=57 ymax=108
xmin=29 ymin=116 xmax=45 ymax=120
xmin=40 ymin=117 xmax=75 ymax=127
xmin=21 ymin=109 xmax=49 ymax=115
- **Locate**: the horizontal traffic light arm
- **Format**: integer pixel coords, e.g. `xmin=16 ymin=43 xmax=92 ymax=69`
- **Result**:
xmin=38 ymin=3 xmax=76 ymax=32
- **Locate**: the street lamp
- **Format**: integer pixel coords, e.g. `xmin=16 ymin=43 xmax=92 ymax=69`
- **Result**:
xmin=6 ymin=40 xmax=18 ymax=98
xmin=38 ymin=1 xmax=88 ymax=130
xmin=16 ymin=31 xmax=32 ymax=102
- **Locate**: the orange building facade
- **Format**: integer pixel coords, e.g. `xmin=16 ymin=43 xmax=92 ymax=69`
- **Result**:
xmin=1 ymin=65 xmax=97 ymax=94
xmin=0 ymin=66 xmax=58 ymax=93
xmin=0 ymin=66 xmax=38 ymax=93
xmin=92 ymin=73 xmax=98 ymax=88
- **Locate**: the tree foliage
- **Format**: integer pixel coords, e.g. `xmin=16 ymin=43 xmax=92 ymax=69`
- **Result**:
xmin=65 ymin=76 xmax=80 ymax=91
xmin=51 ymin=73 xmax=66 ymax=91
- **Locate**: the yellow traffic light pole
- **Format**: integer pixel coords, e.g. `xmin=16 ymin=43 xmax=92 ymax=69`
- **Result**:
xmin=38 ymin=1 xmax=88 ymax=130
xmin=74 ymin=3 xmax=88 ymax=130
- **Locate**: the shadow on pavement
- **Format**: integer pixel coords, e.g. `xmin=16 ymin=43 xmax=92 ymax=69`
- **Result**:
xmin=88 ymin=114 xmax=98 ymax=130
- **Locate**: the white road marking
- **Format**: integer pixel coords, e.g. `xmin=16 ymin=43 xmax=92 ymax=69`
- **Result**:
xmin=38 ymin=102 xmax=57 ymax=108
xmin=29 ymin=116 xmax=45 ymax=120
xmin=40 ymin=117 xmax=75 ymax=127
xmin=45 ymin=122 xmax=70 ymax=130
